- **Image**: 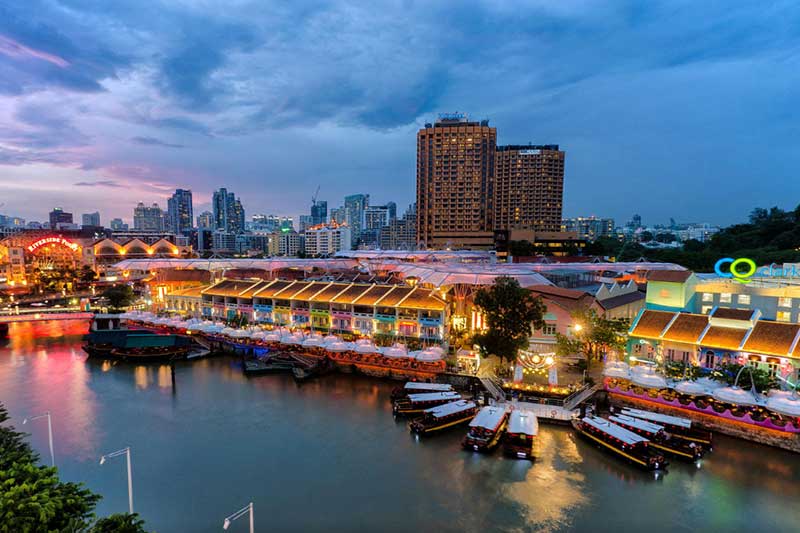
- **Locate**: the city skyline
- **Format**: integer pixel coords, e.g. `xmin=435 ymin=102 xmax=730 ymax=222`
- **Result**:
xmin=1 ymin=2 xmax=799 ymax=226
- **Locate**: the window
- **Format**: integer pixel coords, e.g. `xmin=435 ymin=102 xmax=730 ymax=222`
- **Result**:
xmin=542 ymin=324 xmax=557 ymax=336
xmin=701 ymin=305 xmax=713 ymax=314
xmin=778 ymin=297 xmax=792 ymax=308
xmin=777 ymin=311 xmax=792 ymax=322
xmin=702 ymin=293 xmax=714 ymax=302
xmin=666 ymin=348 xmax=675 ymax=360
xmin=737 ymin=294 xmax=751 ymax=305
xmin=720 ymin=293 xmax=732 ymax=304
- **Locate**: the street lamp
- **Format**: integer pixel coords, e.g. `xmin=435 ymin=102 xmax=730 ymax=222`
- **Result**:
xmin=23 ymin=411 xmax=55 ymax=467
xmin=99 ymin=446 xmax=134 ymax=514
xmin=223 ymin=502 xmax=254 ymax=532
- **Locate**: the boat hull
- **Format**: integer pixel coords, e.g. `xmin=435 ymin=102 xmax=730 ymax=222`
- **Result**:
xmin=571 ymin=419 xmax=667 ymax=472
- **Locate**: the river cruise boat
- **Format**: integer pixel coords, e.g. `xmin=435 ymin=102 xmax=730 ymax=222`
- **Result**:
xmin=503 ymin=410 xmax=539 ymax=460
xmin=609 ymin=414 xmax=704 ymax=462
xmin=462 ymin=405 xmax=510 ymax=453
xmin=409 ymin=400 xmax=478 ymax=436
xmin=391 ymin=382 xmax=454 ymax=401
xmin=83 ymin=329 xmax=196 ymax=361
xmin=620 ymin=408 xmax=713 ymax=448
xmin=393 ymin=391 xmax=462 ymax=416
xmin=571 ymin=416 xmax=668 ymax=472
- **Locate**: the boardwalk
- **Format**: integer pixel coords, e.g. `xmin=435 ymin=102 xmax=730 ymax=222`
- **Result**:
xmin=0 ymin=312 xmax=94 ymax=323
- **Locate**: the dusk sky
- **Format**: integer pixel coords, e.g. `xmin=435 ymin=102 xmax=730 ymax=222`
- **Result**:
xmin=0 ymin=0 xmax=798 ymax=227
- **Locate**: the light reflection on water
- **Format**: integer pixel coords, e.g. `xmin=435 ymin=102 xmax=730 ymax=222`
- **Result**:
xmin=2 ymin=320 xmax=800 ymax=533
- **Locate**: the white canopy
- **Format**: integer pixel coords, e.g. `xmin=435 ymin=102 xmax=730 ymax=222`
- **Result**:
xmin=712 ymin=386 xmax=762 ymax=406
xmin=631 ymin=369 xmax=668 ymax=389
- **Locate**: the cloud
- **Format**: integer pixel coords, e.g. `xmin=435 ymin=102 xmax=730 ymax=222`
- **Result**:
xmin=0 ymin=34 xmax=70 ymax=67
xmin=74 ymin=180 xmax=123 ymax=188
xmin=131 ymin=136 xmax=184 ymax=148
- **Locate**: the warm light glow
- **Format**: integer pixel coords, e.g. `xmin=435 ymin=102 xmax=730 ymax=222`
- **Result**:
xmin=572 ymin=324 xmax=583 ymax=332
xmin=147 ymin=248 xmax=154 ymax=255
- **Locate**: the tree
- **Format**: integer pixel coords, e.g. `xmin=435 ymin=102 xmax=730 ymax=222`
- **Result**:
xmin=89 ymin=514 xmax=148 ymax=533
xmin=102 ymin=285 xmax=135 ymax=311
xmin=471 ymin=277 xmax=546 ymax=362
xmin=79 ymin=266 xmax=97 ymax=284
xmin=555 ymin=307 xmax=629 ymax=367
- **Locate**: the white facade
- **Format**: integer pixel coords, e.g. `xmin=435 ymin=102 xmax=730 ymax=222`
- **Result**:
xmin=304 ymin=225 xmax=352 ymax=256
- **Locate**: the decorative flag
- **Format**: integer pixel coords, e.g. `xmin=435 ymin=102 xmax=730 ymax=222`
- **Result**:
xmin=548 ymin=365 xmax=558 ymax=386
xmin=514 ymin=364 xmax=524 ymax=383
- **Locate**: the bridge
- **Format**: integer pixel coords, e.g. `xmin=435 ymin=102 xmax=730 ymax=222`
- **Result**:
xmin=0 ymin=311 xmax=94 ymax=324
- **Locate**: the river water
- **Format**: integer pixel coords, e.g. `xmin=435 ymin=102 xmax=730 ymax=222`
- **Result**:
xmin=2 ymin=320 xmax=800 ymax=533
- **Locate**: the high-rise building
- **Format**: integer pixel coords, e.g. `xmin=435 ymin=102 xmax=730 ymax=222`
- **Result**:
xmin=212 ymin=188 xmax=245 ymax=234
xmin=362 ymin=205 xmax=391 ymax=247
xmin=167 ymin=189 xmax=193 ymax=235
xmin=494 ymin=145 xmax=565 ymax=233
xmin=562 ymin=216 xmax=615 ymax=242
xmin=311 ymin=200 xmax=328 ymax=226
xmin=278 ymin=231 xmax=304 ymax=256
xmin=385 ymin=201 xmax=397 ymax=221
xmin=110 ymin=218 xmax=128 ymax=231
xmin=133 ymin=202 xmax=165 ymax=231
xmin=380 ymin=203 xmax=416 ymax=250
xmin=416 ymin=114 xmax=496 ymax=249
xmin=197 ymin=211 xmax=214 ymax=229
xmin=49 ymin=208 xmax=73 ymax=229
xmin=81 ymin=212 xmax=101 ymax=227
xmin=303 ymin=223 xmax=352 ymax=256
xmin=344 ymin=194 xmax=369 ymax=247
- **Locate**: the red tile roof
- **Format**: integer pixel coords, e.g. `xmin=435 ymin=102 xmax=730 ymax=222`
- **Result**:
xmin=646 ymin=270 xmax=692 ymax=283
xmin=742 ymin=321 xmax=800 ymax=356
xmin=630 ymin=310 xmax=676 ymax=338
xmin=699 ymin=326 xmax=748 ymax=351
xmin=661 ymin=314 xmax=708 ymax=344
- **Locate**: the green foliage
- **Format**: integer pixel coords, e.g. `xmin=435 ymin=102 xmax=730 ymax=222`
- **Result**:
xmin=0 ymin=404 xmax=151 ymax=533
xmin=102 ymin=285 xmax=135 ymax=311
xmin=79 ymin=266 xmax=98 ymax=284
xmin=555 ymin=307 xmax=629 ymax=363
xmin=472 ymin=277 xmax=546 ymax=362
xmin=663 ymin=361 xmax=704 ymax=380
xmin=710 ymin=363 xmax=778 ymax=393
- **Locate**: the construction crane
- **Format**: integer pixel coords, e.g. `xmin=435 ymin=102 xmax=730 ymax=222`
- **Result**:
xmin=311 ymin=185 xmax=320 ymax=207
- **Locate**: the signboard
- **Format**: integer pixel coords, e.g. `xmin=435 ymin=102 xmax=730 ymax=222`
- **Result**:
xmin=26 ymin=237 xmax=80 ymax=253
xmin=518 ymin=149 xmax=541 ymax=155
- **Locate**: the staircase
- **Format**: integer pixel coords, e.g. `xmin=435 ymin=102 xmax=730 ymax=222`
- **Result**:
xmin=563 ymin=384 xmax=600 ymax=411
xmin=480 ymin=377 xmax=506 ymax=402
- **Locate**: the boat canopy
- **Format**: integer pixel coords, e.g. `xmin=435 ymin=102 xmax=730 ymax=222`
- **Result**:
xmin=407 ymin=391 xmax=461 ymax=402
xmin=583 ymin=416 xmax=649 ymax=446
xmin=404 ymin=382 xmax=453 ymax=392
xmin=425 ymin=400 xmax=476 ymax=418
xmin=712 ymin=386 xmax=762 ymax=406
xmin=508 ymin=410 xmax=538 ymax=436
xmin=620 ymin=408 xmax=692 ymax=429
xmin=609 ymin=414 xmax=663 ymax=435
xmin=469 ymin=405 xmax=510 ymax=430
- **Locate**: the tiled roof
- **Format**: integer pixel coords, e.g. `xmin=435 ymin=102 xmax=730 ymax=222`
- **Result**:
xmin=396 ymin=288 xmax=446 ymax=311
xmin=662 ymin=314 xmax=709 ymax=344
xmin=330 ymin=284 xmax=372 ymax=304
xmin=529 ymin=285 xmax=589 ymax=300
xmin=597 ymin=291 xmax=645 ymax=310
xmin=253 ymin=280 xmax=296 ymax=299
xmin=287 ymin=282 xmax=328 ymax=300
xmin=201 ymin=279 xmax=261 ymax=297
xmin=742 ymin=321 xmax=800 ymax=356
xmin=352 ymin=285 xmax=396 ymax=305
xmin=710 ymin=307 xmax=756 ymax=321
xmin=646 ymin=270 xmax=692 ymax=283
xmin=699 ymin=326 xmax=748 ymax=351
xmin=238 ymin=280 xmax=273 ymax=298
xmin=630 ymin=310 xmax=676 ymax=338
xmin=169 ymin=286 xmax=206 ymax=298
xmin=309 ymin=283 xmax=351 ymax=302
xmin=374 ymin=286 xmax=415 ymax=307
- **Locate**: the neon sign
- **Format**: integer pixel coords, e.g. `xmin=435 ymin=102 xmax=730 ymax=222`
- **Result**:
xmin=715 ymin=257 xmax=800 ymax=284
xmin=26 ymin=237 xmax=81 ymax=254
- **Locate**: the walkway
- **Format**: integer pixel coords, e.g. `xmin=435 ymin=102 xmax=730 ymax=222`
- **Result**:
xmin=0 ymin=312 xmax=94 ymax=323
xmin=514 ymin=401 xmax=577 ymax=423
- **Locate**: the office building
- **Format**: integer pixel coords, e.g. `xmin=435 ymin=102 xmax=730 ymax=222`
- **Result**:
xmin=133 ymin=202 xmax=166 ymax=231
xmin=344 ymin=194 xmax=369 ymax=247
xmin=495 ymin=145 xmax=565 ymax=232
xmin=197 ymin=211 xmax=214 ymax=229
xmin=212 ymin=188 xmax=245 ymax=234
xmin=362 ymin=205 xmax=391 ymax=247
xmin=562 ymin=216 xmax=615 ymax=242
xmin=416 ymin=114 xmax=496 ymax=249
xmin=49 ymin=208 xmax=73 ymax=229
xmin=167 ymin=189 xmax=193 ymax=235
xmin=304 ymin=223 xmax=352 ymax=256
xmin=380 ymin=203 xmax=417 ymax=250
xmin=81 ymin=212 xmax=101 ymax=227
xmin=278 ymin=231 xmax=304 ymax=256
xmin=109 ymin=218 xmax=128 ymax=231
xmin=311 ymin=200 xmax=328 ymax=226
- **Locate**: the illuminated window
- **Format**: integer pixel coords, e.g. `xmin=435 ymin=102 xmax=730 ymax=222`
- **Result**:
xmin=778 ymin=297 xmax=792 ymax=308
xmin=542 ymin=324 xmax=557 ymax=336
xmin=720 ymin=293 xmax=732 ymax=304
xmin=737 ymin=294 xmax=751 ymax=305
xmin=777 ymin=311 xmax=792 ymax=322
xmin=702 ymin=293 xmax=713 ymax=302
xmin=701 ymin=305 xmax=713 ymax=314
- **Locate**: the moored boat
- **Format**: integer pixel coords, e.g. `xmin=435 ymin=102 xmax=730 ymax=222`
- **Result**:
xmin=571 ymin=416 xmax=667 ymax=472
xmin=243 ymin=357 xmax=295 ymax=375
xmin=609 ymin=414 xmax=704 ymax=461
xmin=503 ymin=409 xmax=539 ymax=460
xmin=391 ymin=382 xmax=454 ymax=401
xmin=462 ymin=404 xmax=510 ymax=453
xmin=620 ymin=408 xmax=713 ymax=448
xmin=83 ymin=329 xmax=195 ymax=361
xmin=393 ymin=391 xmax=462 ymax=416
xmin=409 ymin=400 xmax=478 ymax=435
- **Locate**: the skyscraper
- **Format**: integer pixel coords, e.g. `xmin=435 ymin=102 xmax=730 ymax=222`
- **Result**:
xmin=49 ymin=208 xmax=73 ymax=229
xmin=81 ymin=212 xmax=101 ymax=227
xmin=311 ymin=200 xmax=328 ymax=226
xmin=212 ymin=188 xmax=245 ymax=233
xmin=344 ymin=194 xmax=369 ymax=247
xmin=133 ymin=202 xmax=165 ymax=231
xmin=110 ymin=218 xmax=128 ymax=231
xmin=494 ymin=145 xmax=565 ymax=232
xmin=167 ymin=189 xmax=193 ymax=235
xmin=416 ymin=114 xmax=496 ymax=249
xmin=197 ymin=211 xmax=214 ymax=229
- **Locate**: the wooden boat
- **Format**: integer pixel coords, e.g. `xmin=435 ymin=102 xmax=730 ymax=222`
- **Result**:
xmin=243 ymin=354 xmax=295 ymax=375
xmin=392 ymin=391 xmax=462 ymax=416
xmin=391 ymin=382 xmax=454 ymax=401
xmin=503 ymin=410 xmax=539 ymax=460
xmin=571 ymin=416 xmax=668 ymax=472
xmin=609 ymin=414 xmax=705 ymax=462
xmin=462 ymin=405 xmax=510 ymax=453
xmin=409 ymin=400 xmax=478 ymax=436
xmin=292 ymin=357 xmax=334 ymax=381
xmin=620 ymin=408 xmax=713 ymax=448
xmin=83 ymin=329 xmax=195 ymax=361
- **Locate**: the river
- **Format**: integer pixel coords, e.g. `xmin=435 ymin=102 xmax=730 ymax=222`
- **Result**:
xmin=2 ymin=320 xmax=800 ymax=532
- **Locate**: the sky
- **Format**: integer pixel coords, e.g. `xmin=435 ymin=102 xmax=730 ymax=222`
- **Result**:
xmin=0 ymin=0 xmax=798 ymax=227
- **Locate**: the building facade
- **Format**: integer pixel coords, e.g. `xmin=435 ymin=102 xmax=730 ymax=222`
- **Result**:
xmin=304 ymin=223 xmax=352 ymax=256
xmin=167 ymin=189 xmax=193 ymax=236
xmin=212 ymin=188 xmax=245 ymax=234
xmin=81 ymin=212 xmax=101 ymax=227
xmin=49 ymin=208 xmax=73 ymax=229
xmin=133 ymin=202 xmax=165 ymax=231
xmin=562 ymin=216 xmax=615 ymax=242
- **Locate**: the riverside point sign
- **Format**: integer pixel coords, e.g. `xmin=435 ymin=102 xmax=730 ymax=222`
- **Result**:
xmin=714 ymin=258 xmax=800 ymax=284
xmin=26 ymin=236 xmax=81 ymax=254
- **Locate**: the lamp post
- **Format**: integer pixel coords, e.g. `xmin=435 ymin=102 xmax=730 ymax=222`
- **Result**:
xmin=99 ymin=446 xmax=134 ymax=514
xmin=222 ymin=502 xmax=254 ymax=532
xmin=22 ymin=411 xmax=55 ymax=467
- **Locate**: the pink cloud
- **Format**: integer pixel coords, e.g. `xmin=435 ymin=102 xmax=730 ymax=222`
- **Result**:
xmin=0 ymin=34 xmax=70 ymax=68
